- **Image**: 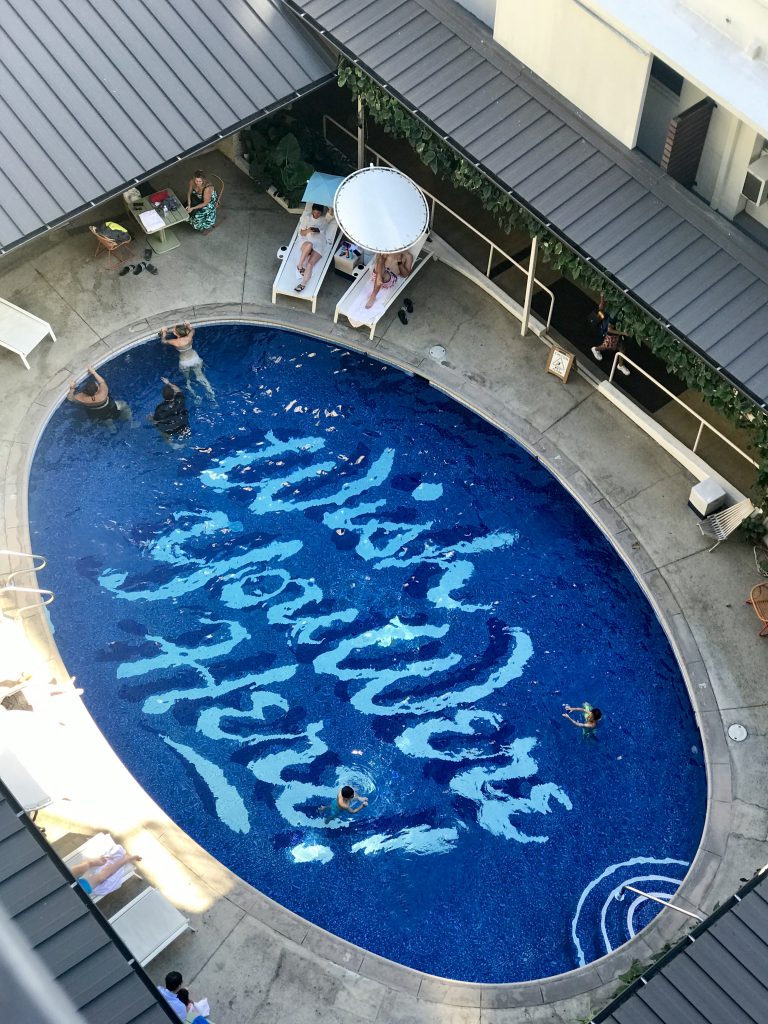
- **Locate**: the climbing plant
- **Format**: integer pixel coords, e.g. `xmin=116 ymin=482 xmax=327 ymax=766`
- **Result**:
xmin=337 ymin=59 xmax=768 ymax=506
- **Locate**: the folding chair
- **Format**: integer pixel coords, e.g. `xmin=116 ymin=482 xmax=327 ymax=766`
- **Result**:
xmin=698 ymin=498 xmax=758 ymax=551
xmin=89 ymin=225 xmax=135 ymax=269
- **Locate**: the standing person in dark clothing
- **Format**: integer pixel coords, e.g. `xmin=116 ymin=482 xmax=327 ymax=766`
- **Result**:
xmin=150 ymin=378 xmax=189 ymax=440
xmin=589 ymin=294 xmax=631 ymax=376
xmin=67 ymin=366 xmax=131 ymax=430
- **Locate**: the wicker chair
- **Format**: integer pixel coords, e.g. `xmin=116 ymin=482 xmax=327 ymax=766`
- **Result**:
xmin=89 ymin=225 xmax=135 ymax=269
xmin=746 ymin=582 xmax=768 ymax=637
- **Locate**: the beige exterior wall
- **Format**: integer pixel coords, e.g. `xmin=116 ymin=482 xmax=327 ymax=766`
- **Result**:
xmin=493 ymin=0 xmax=651 ymax=147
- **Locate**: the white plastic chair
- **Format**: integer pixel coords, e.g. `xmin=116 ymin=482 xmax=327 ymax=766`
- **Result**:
xmin=272 ymin=205 xmax=341 ymax=313
xmin=698 ymin=498 xmax=757 ymax=551
xmin=334 ymin=235 xmax=433 ymax=340
xmin=109 ymin=887 xmax=191 ymax=966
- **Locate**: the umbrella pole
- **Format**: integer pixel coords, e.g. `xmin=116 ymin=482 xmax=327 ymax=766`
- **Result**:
xmin=357 ymin=96 xmax=366 ymax=169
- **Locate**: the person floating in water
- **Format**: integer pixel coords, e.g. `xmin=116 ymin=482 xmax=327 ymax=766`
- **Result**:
xmin=67 ymin=366 xmax=131 ymax=431
xmin=159 ymin=322 xmax=215 ymax=401
xmin=562 ymin=703 xmax=602 ymax=731
xmin=320 ymin=785 xmax=368 ymax=821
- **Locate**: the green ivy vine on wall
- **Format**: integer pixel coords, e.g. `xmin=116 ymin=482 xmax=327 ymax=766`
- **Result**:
xmin=337 ymin=59 xmax=768 ymax=506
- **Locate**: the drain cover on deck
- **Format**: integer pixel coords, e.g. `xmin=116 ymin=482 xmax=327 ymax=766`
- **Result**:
xmin=429 ymin=345 xmax=446 ymax=360
xmin=728 ymin=723 xmax=748 ymax=742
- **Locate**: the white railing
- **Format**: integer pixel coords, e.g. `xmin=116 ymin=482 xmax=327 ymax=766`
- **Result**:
xmin=323 ymin=116 xmax=554 ymax=331
xmin=0 ymin=550 xmax=47 ymax=587
xmin=608 ymin=352 xmax=759 ymax=472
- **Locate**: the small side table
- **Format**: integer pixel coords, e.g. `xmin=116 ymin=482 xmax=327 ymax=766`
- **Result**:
xmin=334 ymin=244 xmax=360 ymax=279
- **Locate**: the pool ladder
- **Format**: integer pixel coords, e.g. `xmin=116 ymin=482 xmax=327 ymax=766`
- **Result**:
xmin=0 ymin=550 xmax=54 ymax=615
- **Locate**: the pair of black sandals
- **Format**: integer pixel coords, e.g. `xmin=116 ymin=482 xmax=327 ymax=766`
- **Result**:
xmin=397 ymin=297 xmax=414 ymax=325
xmin=119 ymin=248 xmax=158 ymax=276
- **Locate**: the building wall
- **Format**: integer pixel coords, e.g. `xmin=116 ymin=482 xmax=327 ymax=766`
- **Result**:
xmin=493 ymin=0 xmax=651 ymax=148
xmin=453 ymin=0 xmax=496 ymax=27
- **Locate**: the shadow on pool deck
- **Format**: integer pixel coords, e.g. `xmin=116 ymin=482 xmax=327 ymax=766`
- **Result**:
xmin=1 ymin=149 xmax=767 ymax=1024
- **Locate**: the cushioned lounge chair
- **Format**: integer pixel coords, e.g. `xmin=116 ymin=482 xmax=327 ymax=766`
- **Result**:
xmin=272 ymin=204 xmax=341 ymax=313
xmin=334 ymin=235 xmax=432 ymax=340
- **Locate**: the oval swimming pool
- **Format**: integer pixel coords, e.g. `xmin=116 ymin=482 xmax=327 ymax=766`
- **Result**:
xmin=28 ymin=323 xmax=706 ymax=983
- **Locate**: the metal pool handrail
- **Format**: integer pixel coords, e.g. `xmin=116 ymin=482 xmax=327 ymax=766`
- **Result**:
xmin=0 ymin=549 xmax=48 ymax=587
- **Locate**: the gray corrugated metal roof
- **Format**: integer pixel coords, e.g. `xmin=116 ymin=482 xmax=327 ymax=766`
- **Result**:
xmin=284 ymin=0 xmax=768 ymax=407
xmin=0 ymin=781 xmax=173 ymax=1023
xmin=595 ymin=870 xmax=768 ymax=1023
xmin=0 ymin=0 xmax=334 ymax=254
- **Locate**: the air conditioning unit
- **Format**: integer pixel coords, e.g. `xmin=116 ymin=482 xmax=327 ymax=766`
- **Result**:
xmin=742 ymin=154 xmax=768 ymax=205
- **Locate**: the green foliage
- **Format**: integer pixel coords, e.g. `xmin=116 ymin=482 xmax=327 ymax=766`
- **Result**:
xmin=243 ymin=111 xmax=351 ymax=205
xmin=338 ymin=59 xmax=768 ymax=506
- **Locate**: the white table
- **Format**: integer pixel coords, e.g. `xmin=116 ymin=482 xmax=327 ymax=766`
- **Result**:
xmin=126 ymin=188 xmax=190 ymax=254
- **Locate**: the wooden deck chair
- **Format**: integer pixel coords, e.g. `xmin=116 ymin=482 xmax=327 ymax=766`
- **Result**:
xmin=109 ymin=887 xmax=191 ymax=966
xmin=63 ymin=832 xmax=140 ymax=902
xmin=698 ymin=498 xmax=757 ymax=551
xmin=334 ymin=235 xmax=433 ymax=340
xmin=272 ymin=204 xmax=341 ymax=313
xmin=89 ymin=225 xmax=134 ymax=269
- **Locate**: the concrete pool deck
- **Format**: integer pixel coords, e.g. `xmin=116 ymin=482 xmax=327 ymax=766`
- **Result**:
xmin=1 ymin=152 xmax=767 ymax=1023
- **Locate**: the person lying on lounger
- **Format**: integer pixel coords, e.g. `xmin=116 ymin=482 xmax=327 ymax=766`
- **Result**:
xmin=296 ymin=204 xmax=336 ymax=292
xmin=70 ymin=852 xmax=142 ymax=895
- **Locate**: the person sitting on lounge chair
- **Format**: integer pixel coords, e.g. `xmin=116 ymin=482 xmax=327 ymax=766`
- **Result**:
xmin=296 ymin=204 xmax=335 ymax=292
xmin=71 ymin=851 xmax=142 ymax=896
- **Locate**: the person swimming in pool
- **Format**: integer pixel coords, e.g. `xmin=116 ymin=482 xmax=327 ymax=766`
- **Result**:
xmin=320 ymin=785 xmax=368 ymax=821
xmin=562 ymin=703 xmax=602 ymax=730
xmin=159 ymin=322 xmax=215 ymax=401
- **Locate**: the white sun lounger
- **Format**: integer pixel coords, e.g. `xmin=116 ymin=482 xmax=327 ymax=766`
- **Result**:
xmin=109 ymin=886 xmax=191 ymax=966
xmin=0 ymin=296 xmax=56 ymax=369
xmin=334 ymin=235 xmax=433 ymax=340
xmin=0 ymin=748 xmax=52 ymax=817
xmin=63 ymin=832 xmax=140 ymax=903
xmin=272 ymin=204 xmax=341 ymax=314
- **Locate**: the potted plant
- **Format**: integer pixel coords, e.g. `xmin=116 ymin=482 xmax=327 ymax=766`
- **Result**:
xmin=243 ymin=124 xmax=314 ymax=212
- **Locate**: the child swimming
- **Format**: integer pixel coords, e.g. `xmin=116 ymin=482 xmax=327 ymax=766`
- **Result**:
xmin=319 ymin=784 xmax=368 ymax=821
xmin=562 ymin=703 xmax=602 ymax=731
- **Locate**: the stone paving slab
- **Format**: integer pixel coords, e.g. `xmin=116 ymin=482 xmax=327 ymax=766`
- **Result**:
xmin=2 ymin=150 xmax=766 ymax=1023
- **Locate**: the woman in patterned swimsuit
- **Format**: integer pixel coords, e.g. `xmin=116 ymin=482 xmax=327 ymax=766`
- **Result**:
xmin=186 ymin=170 xmax=218 ymax=234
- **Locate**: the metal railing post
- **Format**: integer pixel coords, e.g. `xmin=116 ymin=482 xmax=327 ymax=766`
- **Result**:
xmin=520 ymin=234 xmax=539 ymax=336
xmin=356 ymin=96 xmax=366 ymax=170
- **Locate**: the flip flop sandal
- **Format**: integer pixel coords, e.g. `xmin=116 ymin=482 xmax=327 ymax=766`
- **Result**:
xmin=403 ymin=298 xmax=414 ymax=313
xmin=398 ymin=309 xmax=408 ymax=325
xmin=132 ymin=264 xmax=143 ymax=275
xmin=119 ymin=265 xmax=134 ymax=276
xmin=144 ymin=248 xmax=152 ymax=261
xmin=145 ymin=263 xmax=158 ymax=275
xmin=294 ymin=283 xmax=306 ymax=292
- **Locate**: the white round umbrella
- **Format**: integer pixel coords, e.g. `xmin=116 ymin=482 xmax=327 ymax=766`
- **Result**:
xmin=333 ymin=166 xmax=430 ymax=254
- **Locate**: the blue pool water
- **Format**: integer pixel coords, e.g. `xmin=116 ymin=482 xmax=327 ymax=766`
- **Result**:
xmin=29 ymin=324 xmax=706 ymax=982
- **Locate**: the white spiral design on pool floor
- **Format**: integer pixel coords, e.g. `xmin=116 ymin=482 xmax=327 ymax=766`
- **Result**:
xmin=571 ymin=857 xmax=689 ymax=966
